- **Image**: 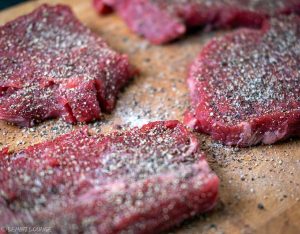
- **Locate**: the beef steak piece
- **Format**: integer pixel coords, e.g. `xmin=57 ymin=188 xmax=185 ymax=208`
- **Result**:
xmin=184 ymin=15 xmax=300 ymax=147
xmin=93 ymin=0 xmax=300 ymax=44
xmin=0 ymin=120 xmax=219 ymax=234
xmin=0 ymin=4 xmax=133 ymax=127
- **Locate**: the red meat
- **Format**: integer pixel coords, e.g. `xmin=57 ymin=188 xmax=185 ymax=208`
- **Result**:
xmin=0 ymin=120 xmax=219 ymax=234
xmin=93 ymin=0 xmax=300 ymax=44
xmin=0 ymin=4 xmax=133 ymax=127
xmin=184 ymin=15 xmax=300 ymax=147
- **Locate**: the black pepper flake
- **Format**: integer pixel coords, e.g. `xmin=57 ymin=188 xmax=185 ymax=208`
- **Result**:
xmin=257 ymin=203 xmax=265 ymax=210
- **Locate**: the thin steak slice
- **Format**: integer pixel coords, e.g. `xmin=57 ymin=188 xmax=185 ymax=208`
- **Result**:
xmin=184 ymin=15 xmax=300 ymax=147
xmin=0 ymin=4 xmax=133 ymax=127
xmin=93 ymin=0 xmax=300 ymax=44
xmin=0 ymin=120 xmax=219 ymax=234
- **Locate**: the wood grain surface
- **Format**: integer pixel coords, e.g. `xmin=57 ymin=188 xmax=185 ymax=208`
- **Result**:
xmin=0 ymin=1 xmax=299 ymax=233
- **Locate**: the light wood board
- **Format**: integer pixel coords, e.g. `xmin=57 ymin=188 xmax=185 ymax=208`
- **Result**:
xmin=0 ymin=1 xmax=299 ymax=233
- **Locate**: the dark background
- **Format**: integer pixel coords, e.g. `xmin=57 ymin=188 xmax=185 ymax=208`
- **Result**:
xmin=0 ymin=0 xmax=26 ymax=10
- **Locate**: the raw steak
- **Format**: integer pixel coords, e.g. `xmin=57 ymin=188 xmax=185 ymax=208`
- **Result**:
xmin=93 ymin=0 xmax=300 ymax=44
xmin=0 ymin=4 xmax=133 ymax=127
xmin=184 ymin=15 xmax=300 ymax=147
xmin=0 ymin=120 xmax=219 ymax=234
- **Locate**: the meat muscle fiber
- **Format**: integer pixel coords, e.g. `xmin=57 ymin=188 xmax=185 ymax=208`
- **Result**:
xmin=184 ymin=15 xmax=300 ymax=147
xmin=0 ymin=4 xmax=133 ymax=127
xmin=0 ymin=120 xmax=219 ymax=234
xmin=93 ymin=0 xmax=300 ymax=44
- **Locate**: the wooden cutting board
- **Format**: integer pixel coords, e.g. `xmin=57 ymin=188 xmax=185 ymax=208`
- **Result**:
xmin=0 ymin=1 xmax=299 ymax=233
